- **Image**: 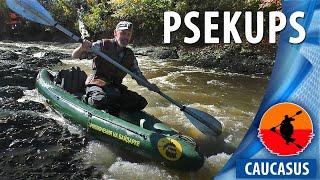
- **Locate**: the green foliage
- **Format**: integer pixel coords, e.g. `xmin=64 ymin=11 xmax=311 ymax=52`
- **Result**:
xmin=0 ymin=1 xmax=10 ymax=22
xmin=260 ymin=0 xmax=281 ymax=11
xmin=173 ymin=0 xmax=260 ymax=12
xmin=1 ymin=0 xmax=278 ymax=43
xmin=111 ymin=0 xmax=172 ymax=40
xmin=0 ymin=1 xmax=8 ymax=11
xmin=44 ymin=0 xmax=79 ymax=29
xmin=83 ymin=2 xmax=115 ymax=35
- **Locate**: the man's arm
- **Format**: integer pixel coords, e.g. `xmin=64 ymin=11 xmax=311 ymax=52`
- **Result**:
xmin=71 ymin=40 xmax=94 ymax=59
xmin=131 ymin=56 xmax=160 ymax=92
xmin=131 ymin=56 xmax=148 ymax=83
xmin=71 ymin=46 xmax=84 ymax=59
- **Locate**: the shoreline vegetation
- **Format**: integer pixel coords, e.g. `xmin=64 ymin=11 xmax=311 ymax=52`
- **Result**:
xmin=0 ymin=0 xmax=280 ymax=75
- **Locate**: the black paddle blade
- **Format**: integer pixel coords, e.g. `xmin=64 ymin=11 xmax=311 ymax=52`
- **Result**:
xmin=296 ymin=110 xmax=303 ymax=115
xmin=270 ymin=127 xmax=276 ymax=132
xmin=184 ymin=107 xmax=223 ymax=136
xmin=295 ymin=143 xmax=303 ymax=149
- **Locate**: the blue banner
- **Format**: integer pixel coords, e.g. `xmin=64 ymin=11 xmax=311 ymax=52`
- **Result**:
xmin=236 ymin=159 xmax=317 ymax=178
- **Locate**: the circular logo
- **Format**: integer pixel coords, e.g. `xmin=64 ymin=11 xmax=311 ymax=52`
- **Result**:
xmin=258 ymin=102 xmax=314 ymax=156
xmin=157 ymin=137 xmax=182 ymax=161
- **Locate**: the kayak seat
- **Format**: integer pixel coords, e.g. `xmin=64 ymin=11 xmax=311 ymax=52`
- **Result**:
xmin=55 ymin=67 xmax=87 ymax=98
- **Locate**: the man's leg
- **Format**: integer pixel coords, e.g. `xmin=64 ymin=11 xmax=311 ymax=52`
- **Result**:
xmin=104 ymin=86 xmax=122 ymax=116
xmin=120 ymin=89 xmax=148 ymax=111
xmin=86 ymin=86 xmax=107 ymax=109
xmin=85 ymin=85 xmax=121 ymax=116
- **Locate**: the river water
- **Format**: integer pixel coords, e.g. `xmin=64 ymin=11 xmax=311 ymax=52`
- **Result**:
xmin=0 ymin=41 xmax=268 ymax=179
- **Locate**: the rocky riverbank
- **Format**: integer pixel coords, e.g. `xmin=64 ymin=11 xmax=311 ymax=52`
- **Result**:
xmin=0 ymin=44 xmax=103 ymax=179
xmin=134 ymin=40 xmax=276 ymax=76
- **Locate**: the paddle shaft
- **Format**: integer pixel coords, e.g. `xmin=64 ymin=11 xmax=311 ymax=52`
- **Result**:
xmin=48 ymin=23 xmax=145 ymax=84
xmin=91 ymin=49 xmax=212 ymax=127
xmin=53 ymin=22 xmax=192 ymax=110
xmin=72 ymin=18 xmax=217 ymax=132
xmin=270 ymin=130 xmax=302 ymax=149
xmin=95 ymin=49 xmax=195 ymax=115
xmin=271 ymin=111 xmax=301 ymax=129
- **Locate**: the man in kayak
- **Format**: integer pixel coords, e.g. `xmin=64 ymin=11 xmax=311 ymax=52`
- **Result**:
xmin=72 ymin=21 xmax=159 ymax=115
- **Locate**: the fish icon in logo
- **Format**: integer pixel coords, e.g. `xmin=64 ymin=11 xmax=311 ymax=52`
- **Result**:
xmin=258 ymin=102 xmax=314 ymax=156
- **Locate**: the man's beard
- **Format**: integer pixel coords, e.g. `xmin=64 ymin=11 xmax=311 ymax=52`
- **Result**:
xmin=117 ymin=39 xmax=128 ymax=47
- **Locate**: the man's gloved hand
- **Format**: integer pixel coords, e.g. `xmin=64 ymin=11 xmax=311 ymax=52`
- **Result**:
xmin=148 ymin=83 xmax=160 ymax=93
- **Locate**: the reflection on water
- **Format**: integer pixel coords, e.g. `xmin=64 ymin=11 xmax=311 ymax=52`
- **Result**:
xmin=9 ymin=41 xmax=267 ymax=179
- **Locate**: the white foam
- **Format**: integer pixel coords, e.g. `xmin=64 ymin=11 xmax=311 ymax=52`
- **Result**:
xmin=107 ymin=160 xmax=178 ymax=180
xmin=79 ymin=141 xmax=117 ymax=169
xmin=202 ymin=153 xmax=231 ymax=175
xmin=207 ymin=79 xmax=228 ymax=86
xmin=18 ymin=89 xmax=46 ymax=103
xmin=32 ymin=52 xmax=47 ymax=58
xmin=0 ymin=41 xmax=76 ymax=54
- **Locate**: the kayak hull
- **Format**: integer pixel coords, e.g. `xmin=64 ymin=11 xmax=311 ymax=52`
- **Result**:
xmin=35 ymin=69 xmax=204 ymax=170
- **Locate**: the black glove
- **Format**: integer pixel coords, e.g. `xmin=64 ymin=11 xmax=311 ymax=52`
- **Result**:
xmin=148 ymin=83 xmax=160 ymax=93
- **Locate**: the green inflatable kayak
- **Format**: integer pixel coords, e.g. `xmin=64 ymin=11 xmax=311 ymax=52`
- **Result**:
xmin=35 ymin=68 xmax=204 ymax=170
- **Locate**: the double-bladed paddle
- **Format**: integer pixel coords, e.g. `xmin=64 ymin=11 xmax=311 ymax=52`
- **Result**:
xmin=6 ymin=0 xmax=223 ymax=136
xmin=270 ymin=110 xmax=302 ymax=132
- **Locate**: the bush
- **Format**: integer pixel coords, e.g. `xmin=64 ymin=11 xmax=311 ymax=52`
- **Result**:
xmin=44 ymin=0 xmax=78 ymax=29
xmin=111 ymin=0 xmax=172 ymax=43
